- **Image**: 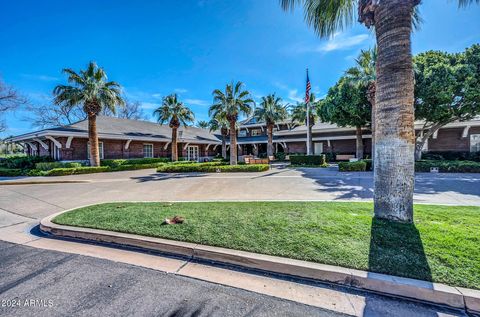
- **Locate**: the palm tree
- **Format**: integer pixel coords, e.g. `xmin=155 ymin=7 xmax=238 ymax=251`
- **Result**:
xmin=154 ymin=94 xmax=194 ymax=161
xmin=53 ymin=62 xmax=125 ymax=167
xmin=281 ymin=0 xmax=479 ymax=223
xmin=290 ymin=93 xmax=318 ymax=155
xmin=196 ymin=120 xmax=209 ymax=129
xmin=209 ymin=82 xmax=254 ymax=165
xmin=208 ymin=115 xmax=229 ymax=159
xmin=254 ymin=94 xmax=288 ymax=157
xmin=346 ymin=48 xmax=376 ymax=160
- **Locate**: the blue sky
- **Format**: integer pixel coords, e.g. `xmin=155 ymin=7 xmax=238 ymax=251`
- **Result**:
xmin=1 ymin=0 xmax=479 ymax=137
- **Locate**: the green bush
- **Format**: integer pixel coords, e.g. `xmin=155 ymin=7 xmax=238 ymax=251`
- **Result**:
xmin=324 ymin=152 xmax=336 ymax=162
xmin=0 ymin=156 xmax=53 ymax=169
xmin=157 ymin=163 xmax=269 ymax=173
xmin=422 ymin=151 xmax=480 ymax=162
xmin=274 ymin=152 xmax=286 ymax=161
xmin=415 ymin=160 xmax=480 ymax=173
xmin=101 ymin=157 xmax=169 ymax=167
xmin=0 ymin=167 xmax=24 ymax=177
xmin=338 ymin=161 xmax=367 ymax=172
xmin=110 ymin=163 xmax=165 ymax=171
xmin=363 ymin=159 xmax=373 ymax=171
xmin=44 ymin=166 xmax=111 ymax=176
xmin=35 ymin=161 xmax=83 ymax=171
xmin=290 ymin=155 xmax=326 ymax=166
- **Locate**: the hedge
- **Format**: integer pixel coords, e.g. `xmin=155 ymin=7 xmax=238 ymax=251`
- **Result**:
xmin=0 ymin=168 xmax=24 ymax=177
xmin=35 ymin=162 xmax=82 ymax=171
xmin=289 ymin=155 xmax=326 ymax=166
xmin=415 ymin=160 xmax=480 ymax=173
xmin=422 ymin=151 xmax=480 ymax=162
xmin=0 ymin=155 xmax=53 ymax=169
xmin=101 ymin=157 xmax=170 ymax=167
xmin=157 ymin=163 xmax=269 ymax=173
xmin=338 ymin=161 xmax=367 ymax=172
xmin=42 ymin=166 xmax=111 ymax=176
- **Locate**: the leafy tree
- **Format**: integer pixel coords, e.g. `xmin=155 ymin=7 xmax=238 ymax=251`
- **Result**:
xmin=154 ymin=94 xmax=194 ymax=161
xmin=196 ymin=120 xmax=209 ymax=129
xmin=208 ymin=115 xmax=229 ymax=159
xmin=254 ymin=94 xmax=288 ymax=157
xmin=280 ymin=0 xmax=479 ymax=222
xmin=414 ymin=44 xmax=480 ymax=160
xmin=319 ymin=77 xmax=371 ymax=159
xmin=0 ymin=78 xmax=27 ymax=132
xmin=290 ymin=93 xmax=319 ymax=155
xmin=53 ymin=62 xmax=125 ymax=166
xmin=345 ymin=48 xmax=376 ymax=159
xmin=209 ymin=82 xmax=254 ymax=165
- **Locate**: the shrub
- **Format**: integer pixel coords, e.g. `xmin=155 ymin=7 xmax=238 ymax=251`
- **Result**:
xmin=44 ymin=166 xmax=111 ymax=176
xmin=324 ymin=152 xmax=336 ymax=162
xmin=0 ymin=168 xmax=24 ymax=177
xmin=274 ymin=152 xmax=286 ymax=161
xmin=290 ymin=155 xmax=326 ymax=166
xmin=415 ymin=160 xmax=480 ymax=173
xmin=101 ymin=157 xmax=170 ymax=167
xmin=35 ymin=161 xmax=83 ymax=171
xmin=338 ymin=161 xmax=367 ymax=172
xmin=1 ymin=156 xmax=53 ymax=169
xmin=110 ymin=163 xmax=165 ymax=171
xmin=363 ymin=159 xmax=373 ymax=171
xmin=157 ymin=163 xmax=269 ymax=173
xmin=422 ymin=151 xmax=480 ymax=162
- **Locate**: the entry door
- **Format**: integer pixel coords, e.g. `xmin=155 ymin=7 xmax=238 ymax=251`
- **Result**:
xmin=314 ymin=142 xmax=323 ymax=154
xmin=187 ymin=146 xmax=199 ymax=162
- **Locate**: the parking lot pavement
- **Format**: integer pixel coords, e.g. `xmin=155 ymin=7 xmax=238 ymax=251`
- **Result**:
xmin=0 ymin=167 xmax=479 ymax=222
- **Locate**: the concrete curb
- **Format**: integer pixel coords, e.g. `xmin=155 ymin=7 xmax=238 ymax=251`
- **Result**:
xmin=40 ymin=210 xmax=480 ymax=314
xmin=0 ymin=180 xmax=91 ymax=185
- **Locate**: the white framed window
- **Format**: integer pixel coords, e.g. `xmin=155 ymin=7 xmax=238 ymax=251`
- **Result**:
xmin=87 ymin=141 xmax=104 ymax=159
xmin=238 ymin=130 xmax=247 ymax=137
xmin=143 ymin=144 xmax=153 ymax=158
xmin=187 ymin=145 xmax=199 ymax=162
xmin=251 ymin=129 xmax=261 ymax=136
xmin=314 ymin=142 xmax=323 ymax=154
xmin=471 ymin=134 xmax=480 ymax=152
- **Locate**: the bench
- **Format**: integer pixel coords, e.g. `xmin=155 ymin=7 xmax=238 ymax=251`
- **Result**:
xmin=336 ymin=154 xmax=356 ymax=161
xmin=245 ymin=157 xmax=269 ymax=164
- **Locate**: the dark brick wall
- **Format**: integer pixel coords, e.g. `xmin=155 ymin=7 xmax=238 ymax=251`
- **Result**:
xmin=428 ymin=127 xmax=480 ymax=152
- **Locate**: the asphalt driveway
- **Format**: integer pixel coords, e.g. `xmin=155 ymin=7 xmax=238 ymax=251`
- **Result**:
xmin=1 ymin=167 xmax=479 ymax=222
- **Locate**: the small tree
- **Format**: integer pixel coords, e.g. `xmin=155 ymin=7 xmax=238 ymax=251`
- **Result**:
xmin=254 ymin=94 xmax=288 ymax=157
xmin=318 ymin=77 xmax=371 ymax=159
xmin=0 ymin=78 xmax=27 ymax=132
xmin=154 ymin=94 xmax=194 ymax=161
xmin=210 ymin=82 xmax=254 ymax=165
xmin=208 ymin=115 xmax=229 ymax=159
xmin=414 ymin=44 xmax=480 ymax=160
xmin=196 ymin=120 xmax=209 ymax=129
xmin=53 ymin=62 xmax=125 ymax=166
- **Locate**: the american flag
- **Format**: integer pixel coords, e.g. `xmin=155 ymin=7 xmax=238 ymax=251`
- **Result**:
xmin=305 ymin=69 xmax=311 ymax=104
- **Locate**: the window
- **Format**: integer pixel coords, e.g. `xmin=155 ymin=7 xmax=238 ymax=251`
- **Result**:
xmin=471 ymin=134 xmax=480 ymax=152
xmin=238 ymin=130 xmax=247 ymax=137
xmin=143 ymin=144 xmax=153 ymax=158
xmin=251 ymin=129 xmax=261 ymax=136
xmin=87 ymin=141 xmax=104 ymax=159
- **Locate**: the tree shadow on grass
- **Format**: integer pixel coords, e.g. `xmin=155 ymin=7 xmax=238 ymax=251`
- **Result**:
xmin=363 ymin=218 xmax=436 ymax=317
xmin=368 ymin=217 xmax=432 ymax=282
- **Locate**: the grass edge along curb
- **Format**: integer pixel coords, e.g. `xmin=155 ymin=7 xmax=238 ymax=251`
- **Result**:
xmin=41 ymin=204 xmax=480 ymax=313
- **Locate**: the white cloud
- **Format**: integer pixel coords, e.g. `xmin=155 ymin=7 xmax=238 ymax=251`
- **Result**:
xmin=21 ymin=74 xmax=59 ymax=81
xmin=185 ymin=98 xmax=210 ymax=106
xmin=140 ymin=102 xmax=159 ymax=110
xmin=287 ymin=89 xmax=303 ymax=103
xmin=174 ymin=88 xmax=188 ymax=94
xmin=291 ymin=32 xmax=370 ymax=54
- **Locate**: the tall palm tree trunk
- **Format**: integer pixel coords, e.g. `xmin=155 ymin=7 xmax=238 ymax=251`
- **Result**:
xmin=171 ymin=127 xmax=178 ymax=161
xmin=88 ymin=114 xmax=100 ymax=166
xmin=355 ymin=126 xmax=364 ymax=159
xmin=267 ymin=124 xmax=274 ymax=157
xmin=373 ymin=0 xmax=416 ymax=223
xmin=229 ymin=120 xmax=237 ymax=165
xmin=367 ymin=82 xmax=376 ymax=161
xmin=221 ymin=134 xmax=227 ymax=160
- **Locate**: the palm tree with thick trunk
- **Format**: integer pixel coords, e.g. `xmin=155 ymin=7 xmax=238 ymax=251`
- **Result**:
xmin=254 ymin=94 xmax=288 ymax=157
xmin=53 ymin=62 xmax=125 ymax=167
xmin=209 ymin=82 xmax=254 ymax=165
xmin=281 ymin=0 xmax=478 ymax=223
xmin=208 ymin=114 xmax=229 ymax=160
xmin=291 ymin=93 xmax=318 ymax=154
xmin=346 ymin=48 xmax=377 ymax=160
xmin=154 ymin=94 xmax=194 ymax=161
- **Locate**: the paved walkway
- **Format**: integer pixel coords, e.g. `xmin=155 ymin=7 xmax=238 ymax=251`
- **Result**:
xmin=0 ymin=167 xmax=477 ymax=316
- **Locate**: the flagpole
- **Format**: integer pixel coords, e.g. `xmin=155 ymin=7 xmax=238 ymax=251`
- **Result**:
xmin=306 ymin=68 xmax=311 ymax=156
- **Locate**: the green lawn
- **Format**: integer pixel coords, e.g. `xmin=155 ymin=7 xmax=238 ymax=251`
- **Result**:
xmin=53 ymin=201 xmax=480 ymax=289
